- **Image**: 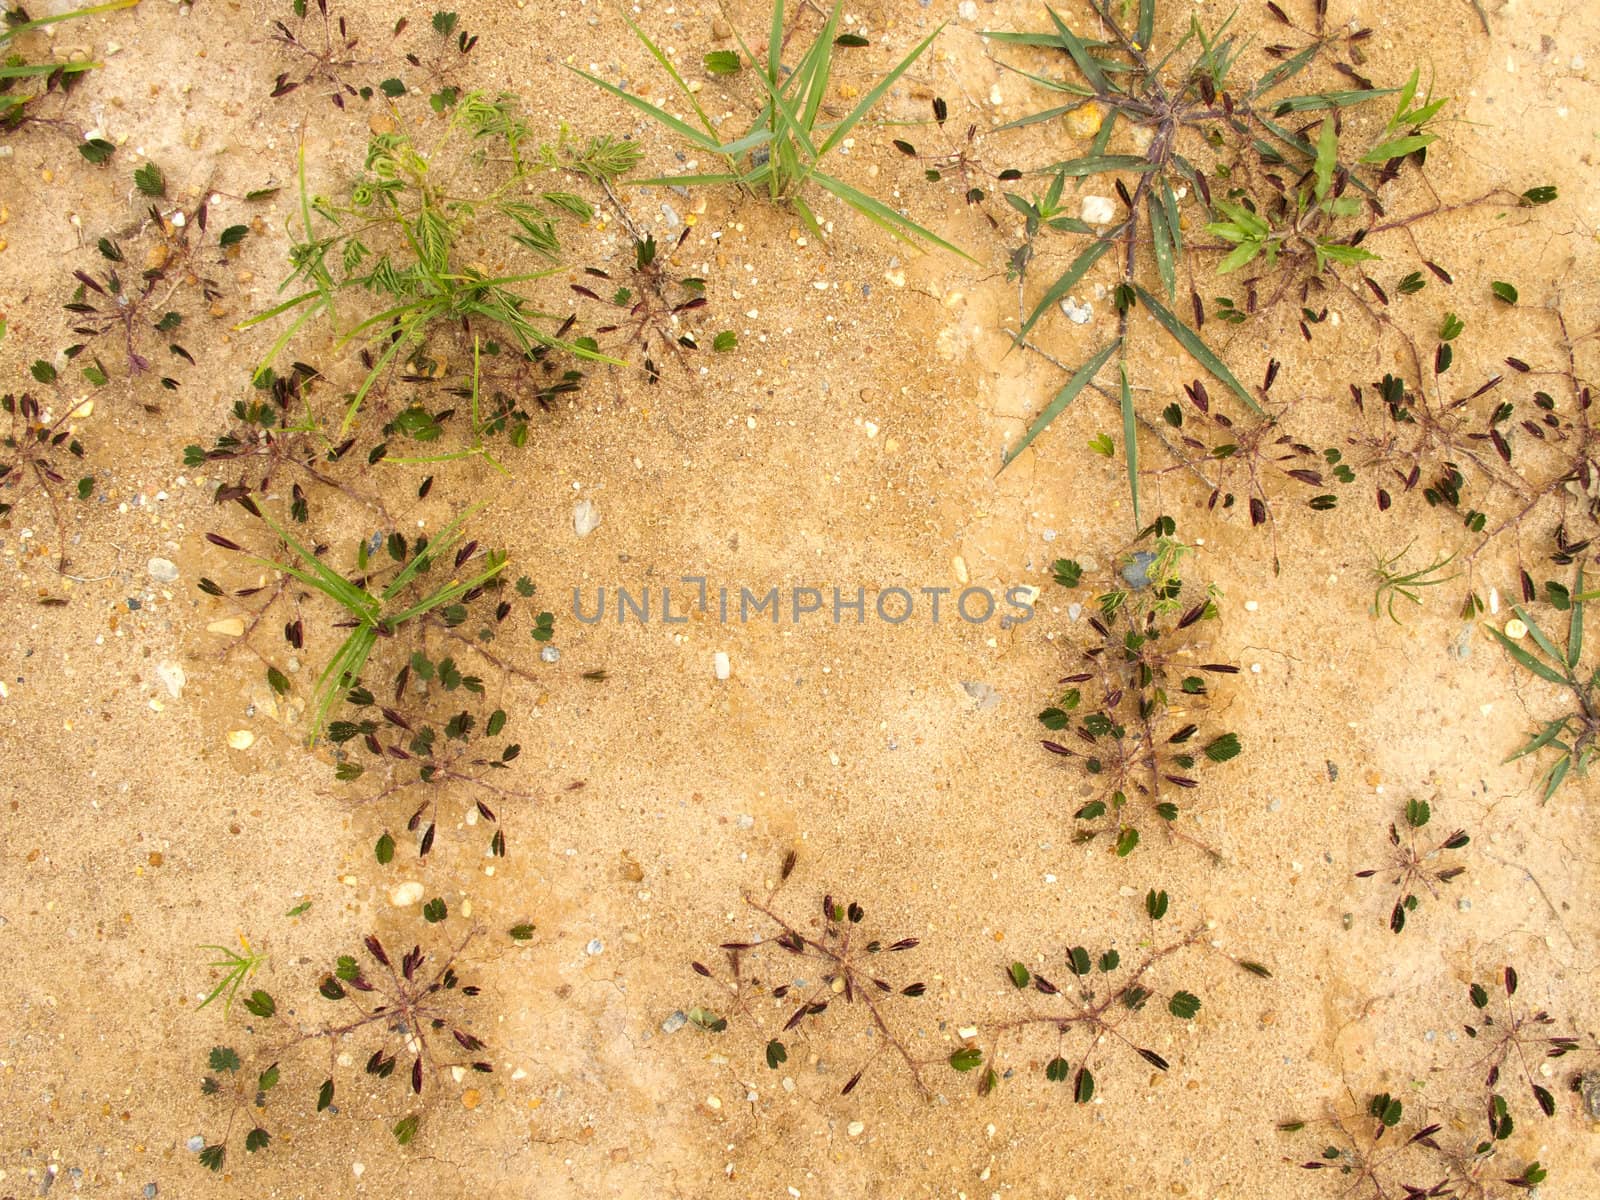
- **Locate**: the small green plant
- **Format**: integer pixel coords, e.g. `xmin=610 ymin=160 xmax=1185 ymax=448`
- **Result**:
xmin=1284 ymin=965 xmax=1581 ymax=1197
xmin=1 ymin=348 xmax=101 ymax=569
xmin=1 ymin=0 xmax=138 ymax=138
xmin=197 ymin=933 xmax=270 ymax=1015
xmin=195 ymin=917 xmax=490 ymax=1171
xmin=571 ymin=231 xmax=720 ymax=383
xmin=1041 ymin=521 xmax=1240 ymax=858
xmin=241 ymin=94 xmax=634 ymax=437
xmin=202 ymin=499 xmax=506 ymax=740
xmin=686 ymin=852 xmax=931 ymax=1097
xmin=1369 ymin=540 xmax=1457 ymax=622
xmin=1487 ymin=568 xmax=1596 ymax=799
xmin=950 ymin=888 xmax=1269 ymax=1100
xmin=575 ymin=1 xmax=967 ymax=256
xmin=1353 ymin=798 xmax=1468 ymax=933
xmin=989 ymin=1 xmax=1458 ymax=525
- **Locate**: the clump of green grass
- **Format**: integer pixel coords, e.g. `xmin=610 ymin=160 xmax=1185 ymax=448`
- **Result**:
xmin=240 ymin=92 xmax=637 ymax=436
xmin=1369 ymin=540 xmax=1457 ymax=622
xmin=574 ymin=1 xmax=969 ymax=257
xmin=1488 ymin=567 xmax=1596 ymax=800
xmin=990 ymin=0 xmax=1453 ymax=525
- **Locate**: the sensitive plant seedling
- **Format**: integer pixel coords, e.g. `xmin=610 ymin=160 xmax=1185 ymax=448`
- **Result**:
xmin=1 ymin=351 xmax=102 ymax=570
xmin=1369 ymin=540 xmax=1457 ymax=623
xmin=575 ymin=1 xmax=968 ymax=256
xmin=1040 ymin=521 xmax=1241 ymax=858
xmin=1458 ymin=965 xmax=1583 ymax=1130
xmin=949 ymin=887 xmax=1270 ymax=1101
xmin=1485 ymin=567 xmax=1596 ymax=800
xmin=1353 ymin=798 xmax=1468 ymax=933
xmin=194 ymin=917 xmax=491 ymax=1172
xmin=1282 ymin=1089 xmax=1550 ymax=1199
xmin=241 ymin=94 xmax=631 ymax=437
xmin=1146 ymin=370 xmax=1354 ymax=569
xmin=269 ymin=0 xmax=373 ymax=110
xmin=990 ymin=1 xmax=1459 ymax=526
xmin=63 ymin=180 xmax=274 ymax=396
xmin=1 ymin=0 xmax=137 ymax=141
xmin=570 ymin=231 xmax=731 ymax=385
xmin=687 ymin=852 xmax=932 ymax=1097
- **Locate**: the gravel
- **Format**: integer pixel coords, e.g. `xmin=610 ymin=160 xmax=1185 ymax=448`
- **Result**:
xmin=573 ymin=499 xmax=601 ymax=537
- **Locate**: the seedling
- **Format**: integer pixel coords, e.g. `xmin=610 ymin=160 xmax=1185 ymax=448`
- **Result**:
xmin=1283 ymin=1090 xmax=1549 ymax=1198
xmin=1 ymin=350 xmax=102 ymax=569
xmin=194 ymin=917 xmax=490 ymax=1171
xmin=1040 ymin=522 xmax=1240 ymax=858
xmin=988 ymin=2 xmax=1463 ymax=527
xmin=575 ymin=2 xmax=968 ymax=256
xmin=197 ymin=933 xmax=269 ymax=1015
xmin=1154 ymin=371 xmax=1351 ymax=569
xmin=1486 ymin=567 xmax=1596 ymax=799
xmin=570 ymin=231 xmax=718 ymax=384
xmin=1369 ymin=540 xmax=1458 ymax=623
xmin=1459 ymin=965 xmax=1582 ymax=1127
xmin=268 ymin=0 xmax=372 ymax=109
xmin=1354 ymin=798 xmax=1468 ymax=933
xmin=687 ymin=853 xmax=932 ymax=1096
xmin=950 ymin=888 xmax=1269 ymax=1100
xmin=240 ymin=95 xmax=630 ymax=437
xmin=64 ymin=184 xmax=269 ymax=395
xmin=202 ymin=498 xmax=507 ymax=740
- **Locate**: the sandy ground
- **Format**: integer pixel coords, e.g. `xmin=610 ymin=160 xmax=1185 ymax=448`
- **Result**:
xmin=2 ymin=0 xmax=1599 ymax=1197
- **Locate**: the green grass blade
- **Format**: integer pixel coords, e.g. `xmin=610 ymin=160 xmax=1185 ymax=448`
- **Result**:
xmin=1040 ymin=153 xmax=1154 ymax=178
xmin=1120 ymin=362 xmax=1139 ymax=528
xmin=1511 ymin=606 xmax=1569 ymax=671
xmin=817 ymin=22 xmax=944 ymax=157
xmin=1540 ymin=754 xmax=1572 ymax=801
xmin=1484 ymin=622 xmax=1568 ymax=686
xmin=1136 ymin=0 xmax=1155 ymax=47
xmin=810 ymin=171 xmax=973 ymax=260
xmin=623 ymin=11 xmax=720 ymax=137
xmin=728 ymin=22 xmax=820 ymax=164
xmin=1046 ymin=5 xmax=1113 ymax=94
xmin=1272 ymin=88 xmax=1397 ymax=114
xmin=1019 ymin=237 xmax=1116 ymax=339
xmin=380 ymin=504 xmax=483 ymax=601
xmin=1000 ymin=337 xmax=1120 ymax=470
xmin=568 ymin=69 xmax=725 ymax=153
xmin=248 ymin=507 xmax=376 ymax=619
xmin=386 ymin=552 xmax=509 ymax=626
xmin=1147 ymin=191 xmax=1176 ymax=301
xmin=1570 ymin=568 xmax=1585 ymax=668
xmin=791 ymin=2 xmax=840 ymax=133
xmin=1131 ymin=284 xmax=1261 ymax=414
xmin=309 ymin=626 xmax=378 ymax=743
xmin=0 ymin=0 xmax=138 ymax=43
xmin=1252 ymin=42 xmax=1320 ymax=96
xmin=1508 ymin=717 xmax=1571 ymax=762
xmin=767 ymin=0 xmax=785 ymax=86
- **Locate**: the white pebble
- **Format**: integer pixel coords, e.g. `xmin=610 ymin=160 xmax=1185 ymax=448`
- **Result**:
xmin=573 ymin=498 xmax=601 ymax=537
xmin=1081 ymin=195 xmax=1117 ymax=225
xmin=147 ymin=557 xmax=179 ymax=583
xmin=388 ymin=881 xmax=425 ymax=907
xmin=713 ymin=651 xmax=731 ymax=681
xmin=226 ymin=729 xmax=255 ymax=750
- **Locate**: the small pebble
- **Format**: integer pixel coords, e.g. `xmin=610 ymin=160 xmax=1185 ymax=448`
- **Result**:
xmin=1081 ymin=195 xmax=1117 ymax=225
xmin=573 ymin=498 xmax=601 ymax=537
xmin=1059 ymin=296 xmax=1092 ymax=324
xmin=185 ymin=1136 xmax=204 ymax=1153
xmin=226 ymin=729 xmax=255 ymax=751
xmin=847 ymin=1121 xmax=865 ymax=1137
xmin=540 ymin=645 xmax=560 ymax=663
xmin=1504 ymin=618 xmax=1528 ymax=640
xmin=147 ymin=557 xmax=179 ymax=583
xmin=206 ymin=616 xmax=245 ymax=637
xmin=662 ymin=1010 xmax=688 ymax=1033
xmin=388 ymin=881 xmax=425 ymax=907
xmin=713 ymin=651 xmax=731 ymax=681
xmin=586 ymin=937 xmax=604 ymax=955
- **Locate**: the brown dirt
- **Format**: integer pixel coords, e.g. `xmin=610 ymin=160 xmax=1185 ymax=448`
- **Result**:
xmin=2 ymin=0 xmax=1598 ymax=1198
